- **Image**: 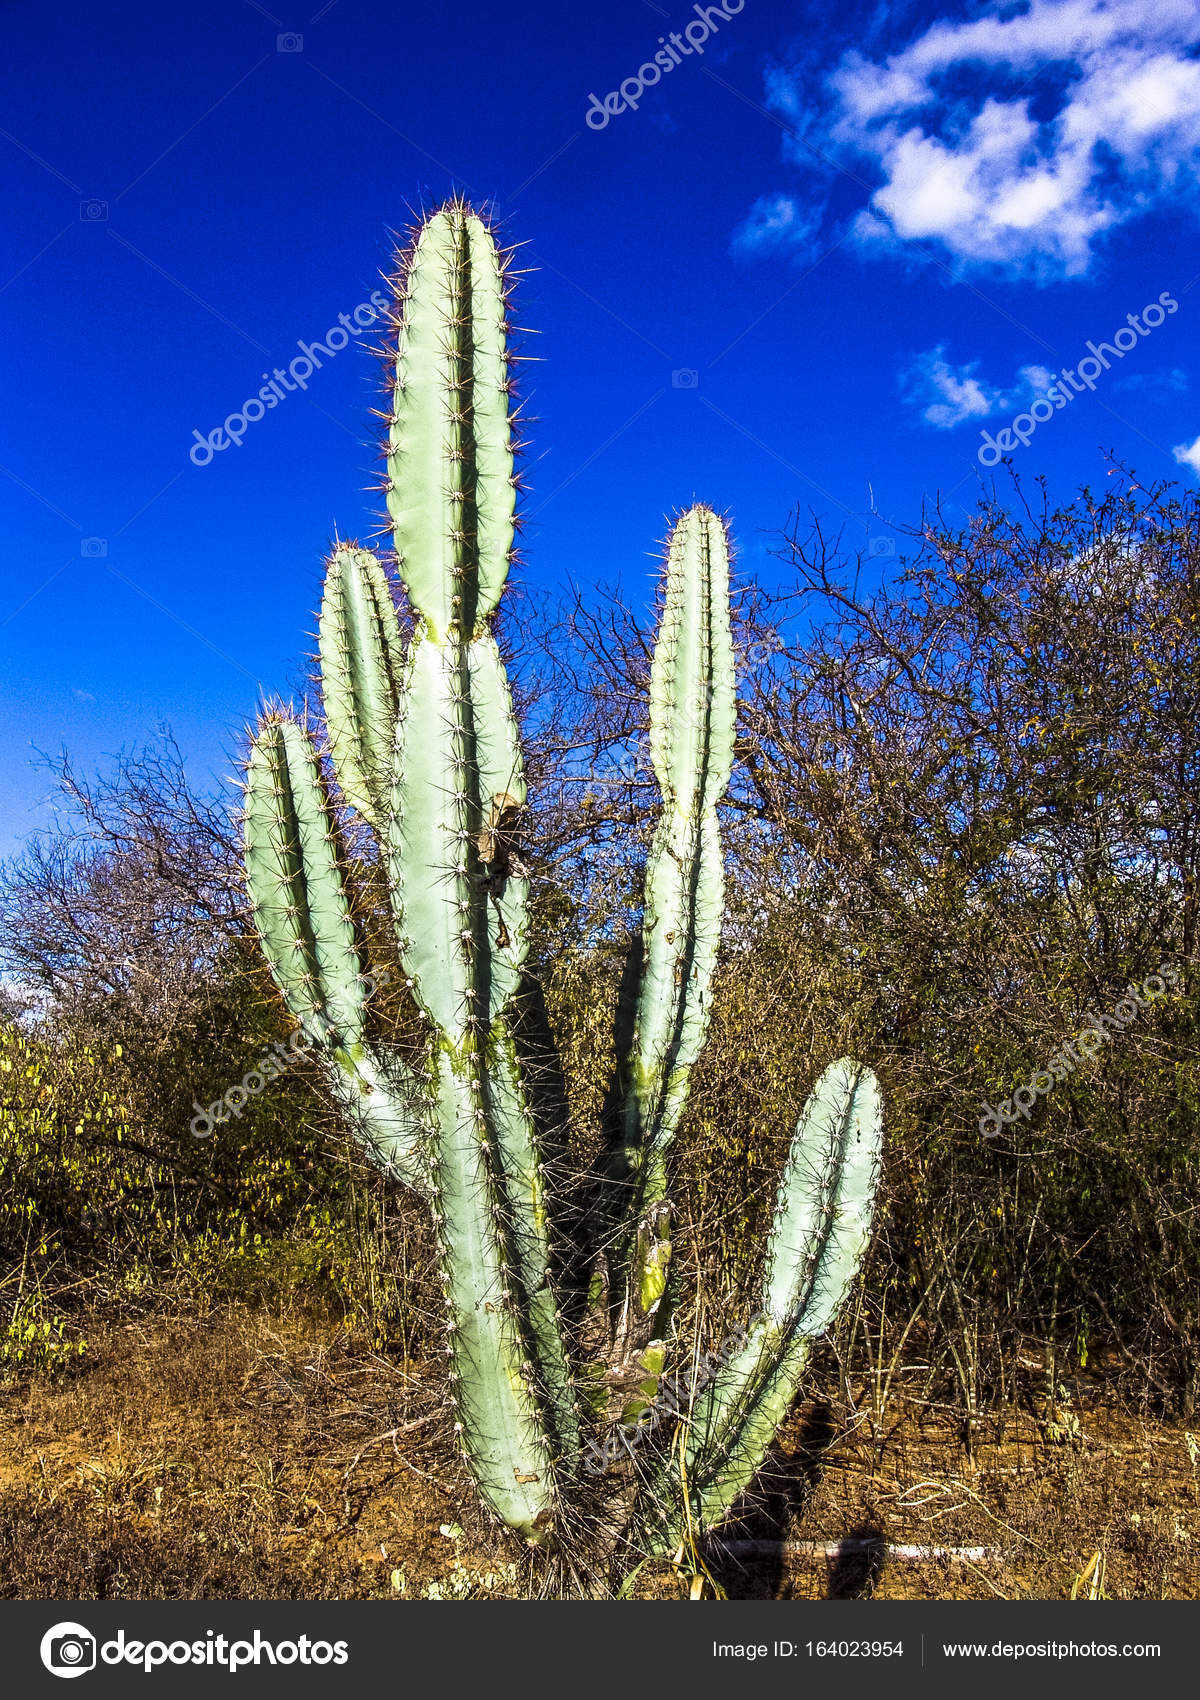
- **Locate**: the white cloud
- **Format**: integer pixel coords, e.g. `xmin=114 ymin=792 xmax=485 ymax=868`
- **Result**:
xmin=901 ymin=345 xmax=1001 ymax=428
xmin=1018 ymin=364 xmax=1058 ymax=397
xmin=759 ymin=0 xmax=1200 ymax=278
xmin=1173 ymin=434 xmax=1200 ymax=475
xmin=732 ymin=192 xmax=823 ymax=256
xmin=901 ymin=349 xmax=1061 ymax=429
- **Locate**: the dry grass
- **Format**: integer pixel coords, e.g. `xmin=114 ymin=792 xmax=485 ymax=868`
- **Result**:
xmin=0 ymin=1306 xmax=507 ymax=1600
xmin=1 ymin=1304 xmax=1196 ymax=1601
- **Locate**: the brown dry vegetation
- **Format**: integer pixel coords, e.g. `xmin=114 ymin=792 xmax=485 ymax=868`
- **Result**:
xmin=0 ymin=1304 xmax=484 ymax=1601
xmin=1 ymin=1301 xmax=1195 ymax=1602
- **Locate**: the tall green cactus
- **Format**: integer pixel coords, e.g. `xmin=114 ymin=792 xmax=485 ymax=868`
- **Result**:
xmin=240 ymin=198 xmax=883 ymax=1569
xmin=609 ymin=504 xmax=736 ymax=1351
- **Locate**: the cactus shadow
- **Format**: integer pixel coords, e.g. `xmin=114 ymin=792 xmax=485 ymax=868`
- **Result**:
xmin=824 ymin=1524 xmax=886 ymax=1598
xmin=576 ymin=935 xmax=644 ymax=1284
xmin=705 ymin=1399 xmax=862 ymax=1599
xmin=514 ymin=972 xmax=572 ymax=1171
xmin=514 ymin=971 xmax=597 ymax=1311
xmin=598 ymin=933 xmax=643 ymax=1164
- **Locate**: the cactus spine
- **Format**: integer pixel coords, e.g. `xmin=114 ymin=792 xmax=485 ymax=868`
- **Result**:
xmin=241 ymin=199 xmax=883 ymax=1565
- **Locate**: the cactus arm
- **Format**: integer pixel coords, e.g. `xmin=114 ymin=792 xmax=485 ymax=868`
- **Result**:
xmin=243 ymin=716 xmax=430 ymax=1196
xmin=323 ymin=1049 xmax=432 ymax=1201
xmin=642 ymin=1061 xmax=882 ymax=1549
xmin=430 ymin=1049 xmax=556 ymax=1539
xmin=626 ymin=805 xmax=724 ymax=1212
xmin=486 ymin=1020 xmax=580 ymax=1458
xmin=243 ymin=717 xmax=367 ymax=1051
xmin=387 ymin=204 xmax=515 ymax=639
xmin=632 ymin=508 xmax=736 ymax=1143
xmin=764 ymin=1059 xmax=883 ymax=1336
xmin=648 ymin=508 xmax=738 ymax=811
xmin=614 ymin=506 xmax=736 ymax=1337
xmin=318 ymin=543 xmax=405 ymax=831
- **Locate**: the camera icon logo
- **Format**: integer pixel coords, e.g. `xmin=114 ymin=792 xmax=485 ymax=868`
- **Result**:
xmin=79 ymin=200 xmax=108 ymax=221
xmin=671 ymin=368 xmax=699 ymax=389
xmin=40 ymin=1623 xmax=96 ymax=1678
xmin=868 ymin=535 xmax=895 ymax=558
xmin=277 ymin=32 xmax=303 ymax=51
xmin=80 ymin=538 xmax=108 ymax=558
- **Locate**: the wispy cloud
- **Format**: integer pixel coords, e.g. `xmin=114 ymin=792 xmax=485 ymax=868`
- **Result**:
xmin=750 ymin=0 xmax=1200 ymax=280
xmin=900 ymin=345 xmax=1000 ymax=427
xmin=901 ymin=346 xmax=1057 ymax=429
xmin=732 ymin=191 xmax=823 ymax=257
xmin=1114 ymin=365 xmax=1189 ymax=393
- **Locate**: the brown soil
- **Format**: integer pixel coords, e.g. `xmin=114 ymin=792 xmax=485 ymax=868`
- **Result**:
xmin=1 ymin=1305 xmax=1196 ymax=1600
xmin=694 ymin=1383 xmax=1200 ymax=1600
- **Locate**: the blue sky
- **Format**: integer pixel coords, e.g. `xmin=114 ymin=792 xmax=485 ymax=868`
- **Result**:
xmin=2 ymin=0 xmax=1198 ymax=854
